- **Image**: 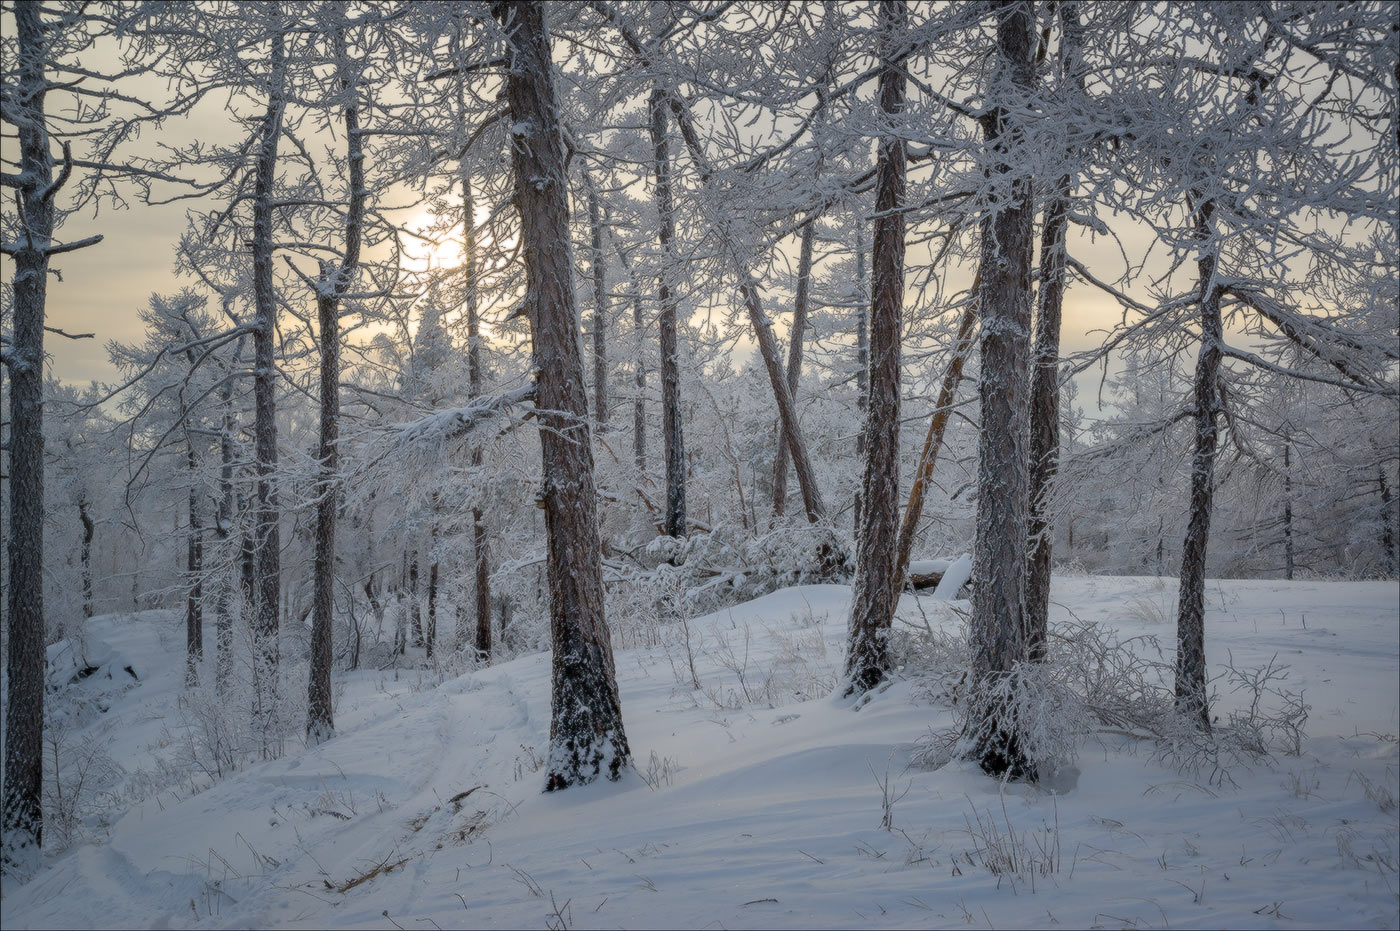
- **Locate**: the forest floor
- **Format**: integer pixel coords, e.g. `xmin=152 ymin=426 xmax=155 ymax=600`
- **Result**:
xmin=3 ymin=575 xmax=1397 ymax=929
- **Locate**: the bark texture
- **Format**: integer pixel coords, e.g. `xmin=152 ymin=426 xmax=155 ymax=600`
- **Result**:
xmin=1025 ymin=1 xmax=1083 ymax=663
xmin=649 ymin=89 xmax=686 ymax=538
xmin=497 ymin=0 xmax=630 ymax=790
xmin=461 ymin=175 xmax=493 ymax=662
xmin=853 ymin=224 xmax=868 ymax=532
xmin=79 ymin=497 xmax=94 ymax=619
xmin=215 ymin=366 xmax=238 ymax=692
xmin=3 ymin=1 xmax=52 ymax=872
xmin=251 ymin=12 xmax=287 ymax=741
xmin=308 ymin=24 xmax=366 ymax=743
xmin=186 ymin=443 xmax=204 ymax=686
xmin=843 ymin=0 xmax=907 ymax=696
xmin=772 ymin=219 xmax=816 ymax=518
xmin=895 ymin=297 xmax=978 ymax=583
xmin=968 ymin=0 xmax=1038 ymax=779
xmin=586 ymin=174 xmax=609 ymax=428
xmin=1174 ymin=202 xmax=1221 ymax=733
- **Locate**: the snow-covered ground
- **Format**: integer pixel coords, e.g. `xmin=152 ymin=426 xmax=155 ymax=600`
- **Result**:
xmin=4 ymin=575 xmax=1397 ymax=929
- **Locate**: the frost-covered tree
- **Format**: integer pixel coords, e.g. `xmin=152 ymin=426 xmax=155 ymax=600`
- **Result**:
xmin=843 ymin=0 xmax=907 ymax=697
xmin=494 ymin=0 xmax=630 ymax=790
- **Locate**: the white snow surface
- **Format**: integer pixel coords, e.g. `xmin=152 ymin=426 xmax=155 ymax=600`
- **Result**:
xmin=5 ymin=576 xmax=1398 ymax=930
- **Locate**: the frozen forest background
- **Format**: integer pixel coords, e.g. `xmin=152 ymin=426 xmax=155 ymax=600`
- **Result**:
xmin=1 ymin=1 xmax=1397 ymax=923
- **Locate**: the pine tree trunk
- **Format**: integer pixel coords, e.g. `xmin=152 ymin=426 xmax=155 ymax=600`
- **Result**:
xmin=308 ymin=25 xmax=365 ymax=743
xmin=497 ymin=0 xmax=630 ymax=789
xmin=1174 ymin=202 xmax=1221 ymax=734
xmin=853 ymin=224 xmax=869 ymax=532
xmin=3 ymin=1 xmax=51 ymax=871
xmin=772 ymin=219 xmax=817 ymax=519
xmin=79 ymin=497 xmax=94 ymax=619
xmin=843 ymin=0 xmax=907 ymax=696
xmin=1283 ymin=437 xmax=1295 ymax=581
xmin=586 ymin=174 xmax=609 ymax=428
xmin=251 ymin=12 xmax=286 ymax=742
xmin=426 ymin=553 xmax=438 ymax=662
xmin=1025 ymin=1 xmax=1083 ymax=663
xmin=1379 ymin=468 xmax=1397 ymax=575
xmin=968 ymin=0 xmax=1037 ymax=780
xmin=215 ymin=371 xmax=237 ymax=692
xmin=740 ymin=278 xmax=830 ymax=524
xmin=186 ymin=443 xmax=204 ymax=686
xmin=632 ymin=283 xmax=646 ymax=471
xmin=649 ymin=89 xmax=686 ymax=538
xmin=895 ymin=297 xmax=978 ymax=583
xmin=456 ymin=163 xmax=493 ymax=663
xmin=613 ymin=245 xmax=647 ymax=472
xmin=409 ymin=551 xmax=422 ymax=647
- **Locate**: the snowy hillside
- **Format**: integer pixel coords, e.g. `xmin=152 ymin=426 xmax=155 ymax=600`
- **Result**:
xmin=4 ymin=576 xmax=1397 ymax=930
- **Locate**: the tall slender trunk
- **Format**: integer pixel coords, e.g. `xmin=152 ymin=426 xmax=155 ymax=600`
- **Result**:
xmin=426 ymin=543 xmax=439 ymax=662
xmin=853 ymin=224 xmax=868 ymax=532
xmin=79 ymin=497 xmax=94 ymax=619
xmin=614 ymin=244 xmax=647 ymax=472
xmin=309 ymin=25 xmax=365 ymax=742
xmin=649 ymin=89 xmax=686 ymax=537
xmin=1174 ymin=200 xmax=1221 ymax=733
xmin=251 ymin=12 xmax=286 ymax=742
xmin=1380 ymin=467 xmax=1397 ymax=575
xmin=633 ymin=283 xmax=646 ymax=470
xmin=1025 ymin=1 xmax=1083 ymax=663
xmin=585 ymin=173 xmax=609 ymax=428
xmin=497 ymin=0 xmax=630 ymax=789
xmin=968 ymin=0 xmax=1037 ymax=779
xmin=843 ymin=0 xmax=906 ymax=696
xmin=895 ymin=296 xmax=978 ymax=582
xmin=3 ymin=2 xmax=53 ymax=870
xmin=186 ymin=443 xmax=204 ymax=686
xmin=772 ymin=219 xmax=817 ymax=518
xmin=215 ymin=367 xmax=237 ymax=692
xmin=1282 ymin=436 xmax=1295 ymax=581
xmin=464 ymin=176 xmax=492 ymax=661
xmin=409 ymin=551 xmax=422 ymax=646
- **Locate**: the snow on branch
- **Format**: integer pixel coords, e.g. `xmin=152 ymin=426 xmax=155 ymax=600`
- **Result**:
xmin=377 ymin=384 xmax=537 ymax=462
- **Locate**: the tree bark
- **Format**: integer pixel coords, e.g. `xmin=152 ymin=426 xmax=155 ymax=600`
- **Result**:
xmin=186 ymin=443 xmax=204 ymax=686
xmin=79 ymin=497 xmax=94 ymax=619
xmin=462 ymin=177 xmax=493 ymax=662
xmin=3 ymin=1 xmax=52 ymax=872
xmin=843 ymin=0 xmax=907 ymax=696
xmin=1380 ymin=467 xmax=1397 ymax=575
xmin=649 ymin=89 xmax=686 ymax=537
xmin=772 ymin=219 xmax=817 ymax=518
xmin=853 ymin=223 xmax=869 ymax=532
xmin=614 ymin=244 xmax=647 ymax=472
xmin=1025 ymin=1 xmax=1083 ymax=663
xmin=309 ymin=24 xmax=365 ymax=743
xmin=497 ymin=0 xmax=630 ymax=789
xmin=1283 ymin=436 xmax=1295 ymax=581
xmin=968 ymin=0 xmax=1037 ymax=780
xmin=409 ymin=550 xmax=422 ymax=646
xmin=895 ymin=296 xmax=978 ymax=583
xmin=632 ymin=280 xmax=647 ymax=471
xmin=585 ymin=173 xmax=609 ymax=428
xmin=250 ymin=10 xmax=286 ymax=743
xmin=215 ymin=366 xmax=237 ymax=692
xmin=1174 ymin=201 xmax=1221 ymax=734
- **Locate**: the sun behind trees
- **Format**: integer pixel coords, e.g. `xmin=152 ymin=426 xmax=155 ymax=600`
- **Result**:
xmin=3 ymin=0 xmax=1396 ymax=883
